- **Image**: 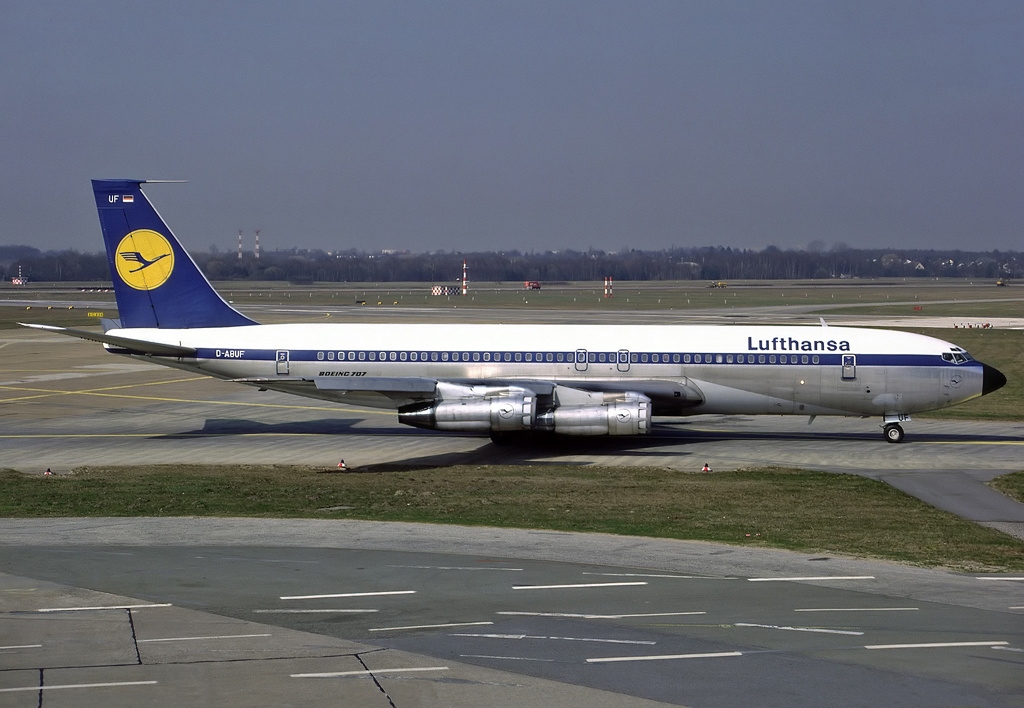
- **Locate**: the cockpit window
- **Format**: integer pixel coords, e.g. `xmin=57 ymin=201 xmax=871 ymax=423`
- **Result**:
xmin=942 ymin=351 xmax=972 ymax=364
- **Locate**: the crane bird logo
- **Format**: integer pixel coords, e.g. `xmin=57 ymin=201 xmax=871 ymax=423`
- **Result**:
xmin=115 ymin=230 xmax=175 ymax=290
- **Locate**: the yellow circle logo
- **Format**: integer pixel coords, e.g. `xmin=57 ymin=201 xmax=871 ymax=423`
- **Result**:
xmin=115 ymin=230 xmax=175 ymax=290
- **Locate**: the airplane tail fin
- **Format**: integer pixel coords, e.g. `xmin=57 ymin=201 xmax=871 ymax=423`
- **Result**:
xmin=92 ymin=179 xmax=256 ymax=329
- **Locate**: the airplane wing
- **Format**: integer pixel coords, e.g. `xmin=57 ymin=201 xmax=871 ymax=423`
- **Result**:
xmin=19 ymin=323 xmax=197 ymax=357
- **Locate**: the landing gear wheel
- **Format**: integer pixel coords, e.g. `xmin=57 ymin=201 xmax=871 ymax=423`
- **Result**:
xmin=884 ymin=423 xmax=904 ymax=443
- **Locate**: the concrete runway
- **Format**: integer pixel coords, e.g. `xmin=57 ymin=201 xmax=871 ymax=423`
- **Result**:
xmin=2 ymin=519 xmax=1024 ymax=707
xmin=2 ymin=323 xmax=1024 ymax=706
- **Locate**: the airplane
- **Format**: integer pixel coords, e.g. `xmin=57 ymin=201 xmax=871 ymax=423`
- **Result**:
xmin=22 ymin=179 xmax=1006 ymax=444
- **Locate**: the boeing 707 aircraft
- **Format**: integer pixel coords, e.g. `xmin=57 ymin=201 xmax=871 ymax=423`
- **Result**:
xmin=23 ymin=180 xmax=1006 ymax=443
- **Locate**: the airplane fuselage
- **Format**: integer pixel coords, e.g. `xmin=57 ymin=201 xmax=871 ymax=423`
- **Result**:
xmin=29 ymin=180 xmax=1004 ymax=444
xmin=104 ymin=322 xmax=988 ymax=424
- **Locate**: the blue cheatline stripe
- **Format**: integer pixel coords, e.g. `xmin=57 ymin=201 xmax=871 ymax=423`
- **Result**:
xmin=188 ymin=348 xmax=968 ymax=371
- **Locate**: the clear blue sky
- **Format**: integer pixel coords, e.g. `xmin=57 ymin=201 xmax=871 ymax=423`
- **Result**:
xmin=2 ymin=1 xmax=1021 ymax=254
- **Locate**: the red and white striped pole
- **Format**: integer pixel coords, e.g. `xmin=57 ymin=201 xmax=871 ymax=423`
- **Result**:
xmin=604 ymin=276 xmax=613 ymax=298
xmin=462 ymin=259 xmax=468 ymax=296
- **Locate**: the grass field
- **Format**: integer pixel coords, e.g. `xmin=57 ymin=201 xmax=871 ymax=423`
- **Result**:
xmin=3 ymin=464 xmax=1022 ymax=572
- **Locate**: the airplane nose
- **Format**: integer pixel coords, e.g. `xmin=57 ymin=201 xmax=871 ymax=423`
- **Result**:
xmin=982 ymin=363 xmax=1007 ymax=395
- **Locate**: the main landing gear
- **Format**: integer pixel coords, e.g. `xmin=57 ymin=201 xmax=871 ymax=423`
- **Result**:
xmin=883 ymin=423 xmax=905 ymax=443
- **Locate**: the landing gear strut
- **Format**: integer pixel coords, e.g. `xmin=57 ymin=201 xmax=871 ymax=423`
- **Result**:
xmin=883 ymin=423 xmax=904 ymax=443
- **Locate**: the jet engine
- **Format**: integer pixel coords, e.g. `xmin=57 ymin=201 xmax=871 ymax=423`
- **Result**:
xmin=398 ymin=384 xmax=536 ymax=432
xmin=398 ymin=383 xmax=651 ymax=436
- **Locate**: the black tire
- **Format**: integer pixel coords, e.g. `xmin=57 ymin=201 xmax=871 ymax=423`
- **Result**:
xmin=884 ymin=423 xmax=904 ymax=443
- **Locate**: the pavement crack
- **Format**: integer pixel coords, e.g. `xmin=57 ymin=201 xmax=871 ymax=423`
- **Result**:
xmin=126 ymin=608 xmax=142 ymax=665
xmin=356 ymin=652 xmax=397 ymax=708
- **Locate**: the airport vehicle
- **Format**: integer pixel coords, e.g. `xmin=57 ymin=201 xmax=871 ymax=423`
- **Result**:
xmin=524 ymin=281 xmax=541 ymax=289
xmin=23 ymin=180 xmax=1007 ymax=443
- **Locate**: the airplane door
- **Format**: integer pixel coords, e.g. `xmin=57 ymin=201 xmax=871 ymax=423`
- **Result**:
xmin=841 ymin=354 xmax=856 ymax=380
xmin=276 ymin=350 xmax=290 ymax=375
xmin=617 ymin=349 xmax=630 ymax=372
xmin=575 ymin=349 xmax=588 ymax=372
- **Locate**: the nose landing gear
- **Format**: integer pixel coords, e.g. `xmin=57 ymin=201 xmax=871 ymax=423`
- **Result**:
xmin=883 ymin=423 xmax=905 ymax=443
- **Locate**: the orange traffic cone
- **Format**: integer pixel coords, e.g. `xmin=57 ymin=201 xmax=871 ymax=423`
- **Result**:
xmin=701 ymin=463 xmax=711 ymax=472
xmin=337 ymin=459 xmax=347 ymax=469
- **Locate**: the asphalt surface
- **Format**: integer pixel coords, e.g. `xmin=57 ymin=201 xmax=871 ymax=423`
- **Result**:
xmin=2 ymin=519 xmax=1024 ymax=707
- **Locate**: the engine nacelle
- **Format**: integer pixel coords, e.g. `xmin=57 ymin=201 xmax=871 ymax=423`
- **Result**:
xmin=551 ymin=393 xmax=651 ymax=436
xmin=398 ymin=386 xmax=535 ymax=432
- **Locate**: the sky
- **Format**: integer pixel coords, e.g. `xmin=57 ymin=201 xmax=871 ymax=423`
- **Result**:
xmin=2 ymin=1 xmax=1022 ymax=254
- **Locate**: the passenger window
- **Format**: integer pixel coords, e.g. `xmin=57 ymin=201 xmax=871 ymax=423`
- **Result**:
xmin=812 ymin=355 xmax=819 ymax=364
xmin=716 ymin=354 xmax=723 ymax=364
xmin=758 ymin=355 xmax=766 ymax=364
xmin=317 ymin=352 xmax=324 ymax=361
xmin=726 ymin=354 xmax=734 ymax=363
xmin=684 ymin=354 xmax=691 ymax=363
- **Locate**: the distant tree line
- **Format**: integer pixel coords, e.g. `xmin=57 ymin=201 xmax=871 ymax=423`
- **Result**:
xmin=1 ymin=244 xmax=1019 ymax=284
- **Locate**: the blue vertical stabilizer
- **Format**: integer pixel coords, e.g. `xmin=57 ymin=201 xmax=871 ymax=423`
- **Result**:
xmin=92 ymin=180 xmax=256 ymax=329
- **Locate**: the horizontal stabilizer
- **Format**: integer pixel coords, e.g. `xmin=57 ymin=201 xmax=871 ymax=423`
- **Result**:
xmin=19 ymin=323 xmax=196 ymax=357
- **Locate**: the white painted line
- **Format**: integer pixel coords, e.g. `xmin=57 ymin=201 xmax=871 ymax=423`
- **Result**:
xmin=460 ymin=654 xmax=555 ymax=662
xmin=1011 ymin=606 xmax=1024 ymax=610
xmin=0 ymin=680 xmax=158 ymax=693
xmin=292 ymin=666 xmax=448 ymax=678
xmin=0 ymin=644 xmax=42 ymax=650
xmin=253 ymin=609 xmax=379 ymax=614
xmin=748 ymin=576 xmax=874 ymax=582
xmin=975 ymin=577 xmax=1024 ymax=581
xmin=452 ymin=633 xmax=656 ymax=645
xmin=369 ymin=621 xmax=493 ymax=632
xmin=735 ymin=622 xmax=863 ymax=636
xmin=794 ymin=607 xmax=918 ymax=612
xmin=583 ymin=572 xmax=733 ymax=580
xmin=587 ymin=651 xmax=743 ymax=663
xmin=497 ymin=611 xmax=705 ymax=619
xmin=138 ymin=633 xmax=271 ymax=643
xmin=389 ymin=565 xmax=523 ymax=571
xmin=993 ymin=646 xmax=1024 ymax=653
xmin=37 ymin=603 xmax=172 ymax=612
xmin=280 ymin=590 xmax=415 ymax=600
xmin=865 ymin=641 xmax=1009 ymax=650
xmin=512 ymin=581 xmax=647 ymax=590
